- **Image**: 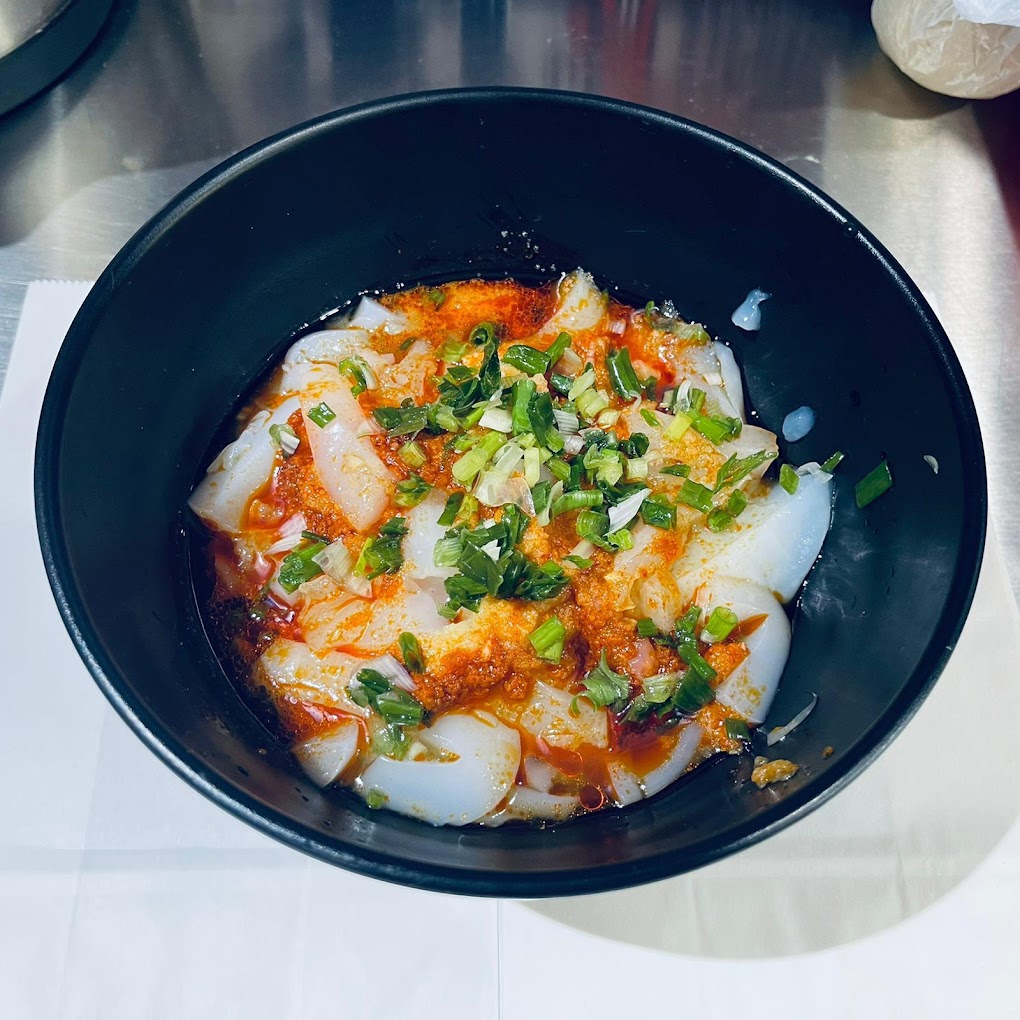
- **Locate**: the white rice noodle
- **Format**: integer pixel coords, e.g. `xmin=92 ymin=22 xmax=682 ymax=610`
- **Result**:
xmin=299 ymin=592 xmax=371 ymax=655
xmin=355 ymin=584 xmax=449 ymax=654
xmin=767 ymin=693 xmax=818 ymax=746
xmin=403 ymin=493 xmax=458 ymax=580
xmin=642 ymin=722 xmax=703 ymax=797
xmin=675 ymin=464 xmax=832 ymax=604
xmin=283 ymin=327 xmax=395 ymax=373
xmin=712 ymin=341 xmax=746 ymax=422
xmin=378 ymin=339 xmax=436 ymax=403
xmin=608 ymin=762 xmax=645 ymax=807
xmin=540 ymin=269 xmax=608 ymax=335
xmin=693 ymin=576 xmax=791 ymax=724
xmin=292 ymin=719 xmax=360 ymax=787
xmin=482 ymin=784 xmax=580 ymax=825
xmin=359 ymin=711 xmax=521 ymax=826
xmin=255 ymin=638 xmax=370 ymax=717
xmin=522 ymin=755 xmax=560 ymax=793
xmin=494 ymin=680 xmax=608 ymax=751
xmin=187 ymin=396 xmax=300 ymax=533
xmin=347 ymin=296 xmax=410 ymax=334
xmin=288 ymin=362 xmax=396 ymax=531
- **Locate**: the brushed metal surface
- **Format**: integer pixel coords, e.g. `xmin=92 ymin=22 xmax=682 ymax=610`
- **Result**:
xmin=1 ymin=0 xmax=1018 ymax=595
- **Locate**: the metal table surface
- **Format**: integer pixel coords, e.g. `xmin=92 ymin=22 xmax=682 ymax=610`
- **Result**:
xmin=1 ymin=0 xmax=1018 ymax=597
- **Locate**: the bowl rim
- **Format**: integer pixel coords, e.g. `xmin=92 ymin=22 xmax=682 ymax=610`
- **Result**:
xmin=34 ymin=86 xmax=987 ymax=897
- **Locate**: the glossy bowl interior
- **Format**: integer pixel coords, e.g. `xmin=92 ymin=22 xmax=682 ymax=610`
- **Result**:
xmin=35 ymin=89 xmax=985 ymax=896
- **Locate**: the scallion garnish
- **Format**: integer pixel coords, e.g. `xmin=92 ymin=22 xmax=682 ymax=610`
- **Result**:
xmin=606 ymin=348 xmax=643 ymax=400
xmin=504 ymin=344 xmax=549 ymax=376
xmin=640 ymin=494 xmax=676 ymax=530
xmin=349 ymin=668 xmax=425 ymax=730
xmin=618 ymin=433 xmax=650 ymax=458
xmin=660 ymin=463 xmax=691 ymax=478
xmin=307 ymin=402 xmax=336 ymax=428
xmin=579 ymin=651 xmax=630 ymax=709
xmin=510 ymin=378 xmax=536 ymax=435
xmin=437 ymin=492 xmax=465 ymax=527
xmin=398 ymin=441 xmax=427 ymax=469
xmin=549 ymin=373 xmax=573 ymax=396
xmin=394 ymin=474 xmax=432 ymax=508
xmin=546 ymin=457 xmax=571 ymax=482
xmin=821 ymin=451 xmax=845 ymax=474
xmin=779 ymin=463 xmax=800 ymax=495
xmin=269 ymin=422 xmax=300 ymax=457
xmin=373 ymin=404 xmax=429 ymax=436
xmin=532 ymin=480 xmax=552 ymax=516
xmin=550 ymin=490 xmax=604 ymax=519
xmin=575 ymin=388 xmax=610 ymax=421
xmin=563 ymin=554 xmax=593 ymax=570
xmin=528 ymin=391 xmax=564 ymax=452
xmin=726 ymin=489 xmax=748 ymax=516
xmin=437 ymin=336 xmax=467 ymax=362
xmin=354 ymin=516 xmax=408 ymax=579
xmin=714 ymin=449 xmax=776 ymax=491
xmin=545 ymin=331 xmax=572 ymax=366
xmin=703 ymin=606 xmax=738 ymax=643
xmin=529 ymin=616 xmax=567 ymax=663
xmin=452 ymin=431 xmax=506 ymax=485
xmin=675 ymin=479 xmax=715 ymax=513
xmin=635 ymin=617 xmax=659 ymax=638
xmin=339 ymin=356 xmax=372 ymax=397
xmin=428 ymin=288 xmax=446 ymax=309
xmin=469 ymin=321 xmax=496 ymax=345
xmin=398 ymin=631 xmax=426 ymax=673
xmin=663 ymin=411 xmax=692 ymax=442
xmin=640 ymin=408 xmax=660 ymax=428
xmin=724 ymin=718 xmax=751 ymax=742
xmin=706 ymin=508 xmax=733 ymax=532
xmin=855 ymin=459 xmax=893 ymax=508
xmin=277 ymin=539 xmax=327 ymax=592
xmin=568 ymin=366 xmax=597 ymax=401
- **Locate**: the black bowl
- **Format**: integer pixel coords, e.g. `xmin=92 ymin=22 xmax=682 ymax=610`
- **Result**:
xmin=35 ymin=89 xmax=985 ymax=896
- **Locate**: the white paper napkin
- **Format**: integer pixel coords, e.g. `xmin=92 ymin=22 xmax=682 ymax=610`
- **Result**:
xmin=2 ymin=282 xmax=1018 ymax=1019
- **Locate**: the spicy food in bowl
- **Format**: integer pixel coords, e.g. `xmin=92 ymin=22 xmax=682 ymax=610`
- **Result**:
xmin=188 ymin=269 xmax=833 ymax=826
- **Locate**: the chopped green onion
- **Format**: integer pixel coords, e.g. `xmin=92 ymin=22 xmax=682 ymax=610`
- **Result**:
xmin=339 ymin=356 xmax=372 ymax=397
xmin=373 ymin=404 xmax=429 ymax=436
xmin=597 ymin=409 xmax=621 ymax=427
xmin=714 ymin=449 xmax=777 ymax=491
xmin=703 ymin=606 xmax=738 ymax=643
xmin=563 ymin=554 xmax=593 ymax=570
xmin=640 ymin=408 xmax=660 ymax=428
xmin=428 ymin=288 xmax=446 ymax=309
xmin=355 ymin=517 xmax=407 ymax=579
xmin=398 ymin=631 xmax=426 ymax=673
xmin=527 ymin=481 xmax=550 ymax=518
xmin=301 ymin=529 xmax=330 ymax=542
xmin=365 ymin=788 xmax=388 ymax=809
xmin=568 ymin=367 xmax=597 ymax=401
xmin=546 ymin=458 xmax=571 ymax=482
xmin=398 ymin=441 xmax=427 ymax=469
xmin=452 ymin=431 xmax=506 ymax=484
xmin=724 ymin=718 xmax=751 ymax=742
xmin=545 ymin=331 xmax=572 ymax=365
xmin=549 ymin=373 xmax=573 ymax=396
xmin=582 ymin=446 xmax=624 ymax=486
xmin=269 ymin=422 xmax=300 ymax=457
xmin=529 ymin=616 xmax=567 ymax=663
xmin=660 ymin=463 xmax=691 ymax=478
xmin=437 ymin=492 xmax=465 ymax=527
xmin=394 ymin=473 xmax=431 ymax=508
xmin=504 ymin=344 xmax=549 ymax=376
xmin=664 ymin=411 xmax=692 ymax=441
xmin=528 ymin=392 xmax=564 ymax=452
xmin=550 ymin=490 xmax=604 ymax=519
xmin=779 ymin=463 xmax=800 ymax=495
xmin=726 ymin=489 xmax=748 ymax=516
xmin=437 ymin=337 xmax=467 ymax=362
xmin=618 ymin=433 xmax=650 ymax=458
xmin=706 ymin=509 xmax=733 ymax=532
xmin=371 ymin=723 xmax=411 ymax=760
xmin=672 ymin=673 xmax=715 ymax=714
xmin=351 ymin=668 xmax=425 ymax=728
xmin=469 ymin=322 xmax=495 ymax=345
xmin=855 ymin=460 xmax=893 ymax=508
xmin=691 ymin=414 xmax=742 ymax=445
xmin=579 ymin=651 xmax=631 ymax=709
xmin=624 ymin=457 xmax=649 ymax=481
xmin=675 ymin=479 xmax=715 ymax=513
xmin=428 ymin=402 xmax=461 ymax=433
xmin=433 ymin=533 xmax=465 ymax=568
xmin=307 ymin=402 xmax=336 ymax=428
xmin=576 ymin=388 xmax=610 ymax=421
xmin=523 ymin=446 xmax=541 ymax=486
xmin=821 ymin=451 xmax=845 ymax=474
xmin=636 ymin=617 xmax=659 ymax=638
xmin=606 ymin=348 xmax=643 ymax=400
xmin=607 ymin=527 xmax=634 ymax=550
xmin=640 ymin=495 xmax=676 ymax=530
xmin=510 ymin=378 xmax=536 ymax=435
xmin=277 ymin=540 xmax=327 ymax=592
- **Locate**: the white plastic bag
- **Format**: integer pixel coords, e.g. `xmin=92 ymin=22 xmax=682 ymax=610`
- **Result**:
xmin=872 ymin=0 xmax=1020 ymax=97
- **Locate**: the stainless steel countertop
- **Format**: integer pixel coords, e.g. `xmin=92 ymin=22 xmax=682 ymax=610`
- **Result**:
xmin=2 ymin=0 xmax=1018 ymax=597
